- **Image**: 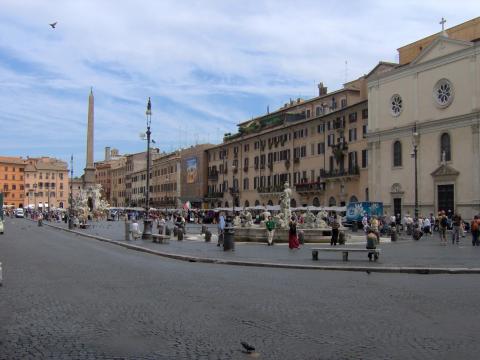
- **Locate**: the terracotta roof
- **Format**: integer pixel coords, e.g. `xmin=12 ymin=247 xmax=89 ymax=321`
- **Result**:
xmin=0 ymin=156 xmax=26 ymax=165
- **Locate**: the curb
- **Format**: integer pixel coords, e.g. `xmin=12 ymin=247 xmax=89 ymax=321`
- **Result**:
xmin=40 ymin=221 xmax=480 ymax=275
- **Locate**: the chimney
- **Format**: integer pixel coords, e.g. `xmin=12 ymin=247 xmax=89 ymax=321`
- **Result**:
xmin=318 ymin=82 xmax=328 ymax=96
xmin=105 ymin=146 xmax=111 ymax=161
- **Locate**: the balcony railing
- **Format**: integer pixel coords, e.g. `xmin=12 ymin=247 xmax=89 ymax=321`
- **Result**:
xmin=257 ymin=185 xmax=284 ymax=194
xmin=204 ymin=192 xmax=224 ymax=199
xmin=208 ymin=172 xmax=219 ymax=181
xmin=320 ymin=166 xmax=360 ymax=179
xmin=295 ymin=181 xmax=326 ymax=192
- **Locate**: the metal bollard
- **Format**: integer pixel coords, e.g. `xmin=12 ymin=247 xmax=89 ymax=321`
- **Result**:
xmin=177 ymin=228 xmax=183 ymax=241
xmin=124 ymin=221 xmax=131 ymax=241
xmin=205 ymin=229 xmax=212 ymax=242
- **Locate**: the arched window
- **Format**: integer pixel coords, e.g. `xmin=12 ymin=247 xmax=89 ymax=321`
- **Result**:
xmin=329 ymin=197 xmax=336 ymax=206
xmin=393 ymin=141 xmax=402 ymax=167
xmin=254 ymin=200 xmax=260 ymax=206
xmin=267 ymin=200 xmax=273 ymax=206
xmin=290 ymin=199 xmax=297 ymax=208
xmin=312 ymin=197 xmax=320 ymax=207
xmin=440 ymin=133 xmax=451 ymax=162
xmin=349 ymin=195 xmax=358 ymax=203
xmin=244 ymin=200 xmax=250 ymax=208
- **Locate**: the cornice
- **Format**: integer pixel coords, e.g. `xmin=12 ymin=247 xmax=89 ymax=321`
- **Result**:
xmin=367 ymin=111 xmax=480 ymax=142
xmin=368 ymin=44 xmax=479 ymax=88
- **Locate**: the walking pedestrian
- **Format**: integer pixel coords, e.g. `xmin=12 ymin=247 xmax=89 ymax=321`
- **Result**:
xmin=471 ymin=215 xmax=480 ymax=246
xmin=217 ymin=212 xmax=225 ymax=247
xmin=423 ymin=217 xmax=431 ymax=236
xmin=439 ymin=211 xmax=448 ymax=245
xmin=366 ymin=229 xmax=378 ymax=261
xmin=265 ymin=216 xmax=276 ymax=246
xmin=288 ymin=216 xmax=300 ymax=249
xmin=330 ymin=215 xmax=340 ymax=246
xmin=452 ymin=213 xmax=462 ymax=245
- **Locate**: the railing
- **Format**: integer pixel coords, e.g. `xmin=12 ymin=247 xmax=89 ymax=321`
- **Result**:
xmin=204 ymin=192 xmax=224 ymax=199
xmin=320 ymin=166 xmax=360 ymax=179
xmin=295 ymin=181 xmax=326 ymax=192
xmin=257 ymin=185 xmax=284 ymax=193
xmin=207 ymin=172 xmax=219 ymax=181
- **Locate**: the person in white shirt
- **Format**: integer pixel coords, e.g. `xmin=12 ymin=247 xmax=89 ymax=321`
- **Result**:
xmin=423 ymin=217 xmax=431 ymax=235
xmin=130 ymin=220 xmax=140 ymax=240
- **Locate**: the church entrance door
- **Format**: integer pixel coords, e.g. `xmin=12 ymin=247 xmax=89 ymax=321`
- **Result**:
xmin=438 ymin=184 xmax=454 ymax=214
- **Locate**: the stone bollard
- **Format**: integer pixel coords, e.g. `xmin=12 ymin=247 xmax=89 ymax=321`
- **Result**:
xmin=205 ymin=229 xmax=212 ymax=242
xmin=298 ymin=230 xmax=305 ymax=245
xmin=177 ymin=228 xmax=183 ymax=241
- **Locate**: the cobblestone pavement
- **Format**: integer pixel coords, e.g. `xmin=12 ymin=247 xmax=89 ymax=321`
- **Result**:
xmin=46 ymin=219 xmax=480 ymax=269
xmin=1 ymin=218 xmax=480 ymax=359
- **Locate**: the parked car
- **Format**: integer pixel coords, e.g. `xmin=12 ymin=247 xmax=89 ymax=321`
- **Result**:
xmin=15 ymin=208 xmax=24 ymax=218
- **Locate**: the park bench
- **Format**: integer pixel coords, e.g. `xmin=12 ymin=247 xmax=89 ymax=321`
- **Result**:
xmin=311 ymin=247 xmax=381 ymax=262
xmin=152 ymin=234 xmax=170 ymax=244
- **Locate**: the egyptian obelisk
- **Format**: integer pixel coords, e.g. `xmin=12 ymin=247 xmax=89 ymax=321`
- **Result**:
xmin=83 ymin=88 xmax=96 ymax=186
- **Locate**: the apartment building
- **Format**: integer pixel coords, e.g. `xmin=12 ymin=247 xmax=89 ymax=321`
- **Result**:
xmin=24 ymin=157 xmax=69 ymax=209
xmin=0 ymin=156 xmax=26 ymax=208
xmin=151 ymin=151 xmax=180 ymax=209
xmin=205 ymin=75 xmax=382 ymax=209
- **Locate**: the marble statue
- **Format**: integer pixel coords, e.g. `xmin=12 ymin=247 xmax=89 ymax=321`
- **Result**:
xmin=279 ymin=182 xmax=292 ymax=227
xmin=233 ymin=215 xmax=242 ymax=227
xmin=244 ymin=211 xmax=253 ymax=227
xmin=303 ymin=210 xmax=316 ymax=228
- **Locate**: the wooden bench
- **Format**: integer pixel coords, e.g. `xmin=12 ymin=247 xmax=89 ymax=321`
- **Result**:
xmin=152 ymin=234 xmax=170 ymax=244
xmin=312 ymin=248 xmax=381 ymax=262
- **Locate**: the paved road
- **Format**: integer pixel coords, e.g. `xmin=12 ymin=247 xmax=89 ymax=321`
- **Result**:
xmin=1 ymin=218 xmax=480 ymax=359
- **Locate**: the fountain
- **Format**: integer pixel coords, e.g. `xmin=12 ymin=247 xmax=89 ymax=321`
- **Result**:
xmin=233 ymin=182 xmax=335 ymax=243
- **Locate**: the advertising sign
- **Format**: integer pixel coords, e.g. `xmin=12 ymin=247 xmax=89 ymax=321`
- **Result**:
xmin=346 ymin=202 xmax=384 ymax=222
xmin=185 ymin=157 xmax=198 ymax=184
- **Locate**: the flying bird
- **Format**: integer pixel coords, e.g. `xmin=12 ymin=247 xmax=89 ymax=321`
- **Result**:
xmin=241 ymin=341 xmax=255 ymax=353
xmin=49 ymin=22 xmax=57 ymax=29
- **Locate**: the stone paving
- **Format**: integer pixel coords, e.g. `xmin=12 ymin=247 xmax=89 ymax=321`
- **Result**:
xmin=45 ymin=219 xmax=480 ymax=270
xmin=1 ymin=218 xmax=480 ymax=359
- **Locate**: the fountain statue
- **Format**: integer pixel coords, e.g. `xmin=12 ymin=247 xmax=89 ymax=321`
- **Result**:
xmin=279 ymin=182 xmax=292 ymax=228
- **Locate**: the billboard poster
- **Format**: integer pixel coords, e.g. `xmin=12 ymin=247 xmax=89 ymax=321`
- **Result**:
xmin=186 ymin=157 xmax=198 ymax=184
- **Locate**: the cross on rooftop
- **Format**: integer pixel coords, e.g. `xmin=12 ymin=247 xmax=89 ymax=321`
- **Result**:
xmin=440 ymin=17 xmax=446 ymax=31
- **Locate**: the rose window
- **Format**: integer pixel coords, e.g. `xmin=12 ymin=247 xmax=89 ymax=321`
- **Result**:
xmin=390 ymin=94 xmax=403 ymax=117
xmin=434 ymin=79 xmax=454 ymax=108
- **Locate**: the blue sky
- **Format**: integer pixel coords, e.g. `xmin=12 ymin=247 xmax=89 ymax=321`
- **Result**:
xmin=0 ymin=0 xmax=479 ymax=176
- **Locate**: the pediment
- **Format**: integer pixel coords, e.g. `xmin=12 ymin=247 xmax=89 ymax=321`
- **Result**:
xmin=411 ymin=35 xmax=473 ymax=65
xmin=431 ymin=164 xmax=459 ymax=178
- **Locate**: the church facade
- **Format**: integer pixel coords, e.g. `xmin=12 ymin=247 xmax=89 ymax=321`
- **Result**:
xmin=367 ymin=31 xmax=480 ymax=219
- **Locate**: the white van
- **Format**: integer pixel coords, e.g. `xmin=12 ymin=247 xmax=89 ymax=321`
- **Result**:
xmin=15 ymin=208 xmax=24 ymax=218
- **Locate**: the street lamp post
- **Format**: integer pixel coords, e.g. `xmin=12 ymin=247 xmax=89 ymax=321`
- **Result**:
xmin=68 ymin=155 xmax=74 ymax=229
xmin=412 ymin=127 xmax=420 ymax=221
xmin=142 ymin=97 xmax=153 ymax=240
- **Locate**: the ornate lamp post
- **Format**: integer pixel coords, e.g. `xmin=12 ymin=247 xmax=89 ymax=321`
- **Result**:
xmin=412 ymin=127 xmax=420 ymax=221
xmin=142 ymin=97 xmax=153 ymax=240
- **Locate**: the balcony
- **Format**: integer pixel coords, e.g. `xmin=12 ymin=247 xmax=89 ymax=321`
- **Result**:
xmin=204 ymin=192 xmax=224 ymax=199
xmin=320 ymin=166 xmax=360 ymax=181
xmin=208 ymin=171 xmax=219 ymax=181
xmin=295 ymin=181 xmax=326 ymax=193
xmin=257 ymin=184 xmax=284 ymax=196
